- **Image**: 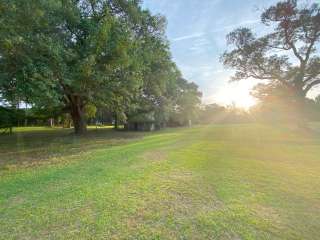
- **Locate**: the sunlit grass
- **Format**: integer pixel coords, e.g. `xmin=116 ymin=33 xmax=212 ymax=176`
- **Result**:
xmin=12 ymin=125 xmax=114 ymax=133
xmin=0 ymin=124 xmax=319 ymax=239
xmin=13 ymin=126 xmax=63 ymax=132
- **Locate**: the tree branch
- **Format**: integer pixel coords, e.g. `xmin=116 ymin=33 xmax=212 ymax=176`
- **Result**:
xmin=304 ymin=32 xmax=320 ymax=63
xmin=283 ymin=21 xmax=304 ymax=64
xmin=303 ymin=72 xmax=320 ymax=83
xmin=303 ymin=79 xmax=320 ymax=94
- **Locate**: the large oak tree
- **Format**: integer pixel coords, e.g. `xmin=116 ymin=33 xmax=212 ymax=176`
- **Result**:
xmin=222 ymin=0 xmax=320 ymax=105
xmin=0 ymin=0 xmax=169 ymax=134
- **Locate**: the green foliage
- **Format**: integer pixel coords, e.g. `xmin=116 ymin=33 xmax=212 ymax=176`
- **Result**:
xmin=0 ymin=0 xmax=202 ymax=133
xmin=170 ymin=78 xmax=202 ymax=126
xmin=0 ymin=107 xmax=13 ymax=126
xmin=0 ymin=107 xmax=30 ymax=126
xmin=222 ymin=0 xmax=320 ymax=106
xmin=126 ymin=37 xmax=202 ymax=128
xmin=84 ymin=104 xmax=97 ymax=120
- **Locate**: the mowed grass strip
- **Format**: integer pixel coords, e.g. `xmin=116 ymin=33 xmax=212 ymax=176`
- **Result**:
xmin=0 ymin=127 xmax=147 ymax=169
xmin=0 ymin=124 xmax=320 ymax=239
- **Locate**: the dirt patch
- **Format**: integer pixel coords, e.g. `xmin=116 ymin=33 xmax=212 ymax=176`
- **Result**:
xmin=142 ymin=150 xmax=168 ymax=163
xmin=252 ymin=204 xmax=283 ymax=228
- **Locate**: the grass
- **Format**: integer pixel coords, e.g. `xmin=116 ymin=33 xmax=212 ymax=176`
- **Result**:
xmin=11 ymin=125 xmax=114 ymax=133
xmin=0 ymin=124 xmax=320 ymax=239
xmin=0 ymin=127 xmax=146 ymax=169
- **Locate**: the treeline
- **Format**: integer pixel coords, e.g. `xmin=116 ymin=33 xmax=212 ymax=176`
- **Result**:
xmin=200 ymin=96 xmax=320 ymax=125
xmin=2 ymin=93 xmax=320 ymax=130
xmin=0 ymin=0 xmax=201 ymax=134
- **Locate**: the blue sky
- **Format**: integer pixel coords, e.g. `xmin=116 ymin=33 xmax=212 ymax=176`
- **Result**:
xmin=141 ymin=0 xmax=281 ymax=107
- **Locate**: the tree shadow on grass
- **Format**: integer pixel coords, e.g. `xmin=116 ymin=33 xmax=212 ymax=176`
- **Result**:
xmin=0 ymin=128 xmax=147 ymax=170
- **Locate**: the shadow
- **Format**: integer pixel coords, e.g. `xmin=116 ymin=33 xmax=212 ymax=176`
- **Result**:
xmin=0 ymin=127 xmax=148 ymax=169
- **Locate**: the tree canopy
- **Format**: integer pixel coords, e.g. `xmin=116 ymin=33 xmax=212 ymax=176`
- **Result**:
xmin=222 ymin=0 xmax=320 ymax=104
xmin=0 ymin=0 xmax=201 ymax=133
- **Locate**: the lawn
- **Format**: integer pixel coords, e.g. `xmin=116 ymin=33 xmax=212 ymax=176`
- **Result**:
xmin=0 ymin=124 xmax=320 ymax=239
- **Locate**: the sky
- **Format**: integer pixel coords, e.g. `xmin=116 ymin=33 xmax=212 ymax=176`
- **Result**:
xmin=142 ymin=0 xmax=318 ymax=108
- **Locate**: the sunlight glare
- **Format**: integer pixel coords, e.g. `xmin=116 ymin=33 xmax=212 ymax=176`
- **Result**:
xmin=213 ymin=81 xmax=258 ymax=109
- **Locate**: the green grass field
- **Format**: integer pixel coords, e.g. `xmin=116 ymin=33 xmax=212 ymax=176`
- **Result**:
xmin=1 ymin=124 xmax=320 ymax=239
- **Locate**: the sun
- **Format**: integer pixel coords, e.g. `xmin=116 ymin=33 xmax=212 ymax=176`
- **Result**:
xmin=213 ymin=81 xmax=257 ymax=110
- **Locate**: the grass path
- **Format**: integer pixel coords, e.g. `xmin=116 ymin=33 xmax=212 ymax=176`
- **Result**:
xmin=0 ymin=125 xmax=320 ymax=239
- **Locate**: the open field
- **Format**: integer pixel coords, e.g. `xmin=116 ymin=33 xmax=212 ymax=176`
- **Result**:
xmin=1 ymin=124 xmax=320 ymax=239
xmin=0 ymin=127 xmax=145 ymax=169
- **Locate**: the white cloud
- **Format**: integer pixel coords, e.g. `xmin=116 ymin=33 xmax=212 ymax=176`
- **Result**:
xmin=171 ymin=19 xmax=260 ymax=43
xmin=218 ymin=19 xmax=260 ymax=31
xmin=172 ymin=32 xmax=206 ymax=42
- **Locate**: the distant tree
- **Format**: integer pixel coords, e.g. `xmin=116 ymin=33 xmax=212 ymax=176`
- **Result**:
xmin=113 ymin=13 xmax=172 ymax=129
xmin=222 ymin=1 xmax=320 ymax=106
xmin=198 ymin=104 xmax=226 ymax=124
xmin=315 ymin=95 xmax=320 ymax=105
xmin=84 ymin=104 xmax=97 ymax=121
xmin=126 ymin=34 xmax=182 ymax=129
xmin=174 ymin=78 xmax=202 ymax=125
xmin=169 ymin=78 xmax=202 ymax=126
xmin=199 ymin=103 xmax=252 ymax=124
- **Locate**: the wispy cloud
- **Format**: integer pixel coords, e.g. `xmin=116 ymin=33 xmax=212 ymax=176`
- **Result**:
xmin=218 ymin=19 xmax=260 ymax=31
xmin=171 ymin=19 xmax=259 ymax=43
xmin=193 ymin=38 xmax=211 ymax=47
xmin=172 ymin=32 xmax=206 ymax=42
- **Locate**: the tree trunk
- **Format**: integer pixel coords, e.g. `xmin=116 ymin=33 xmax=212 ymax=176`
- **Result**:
xmin=114 ymin=113 xmax=118 ymax=129
xmin=49 ymin=118 xmax=54 ymax=128
xmin=70 ymin=100 xmax=87 ymax=135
